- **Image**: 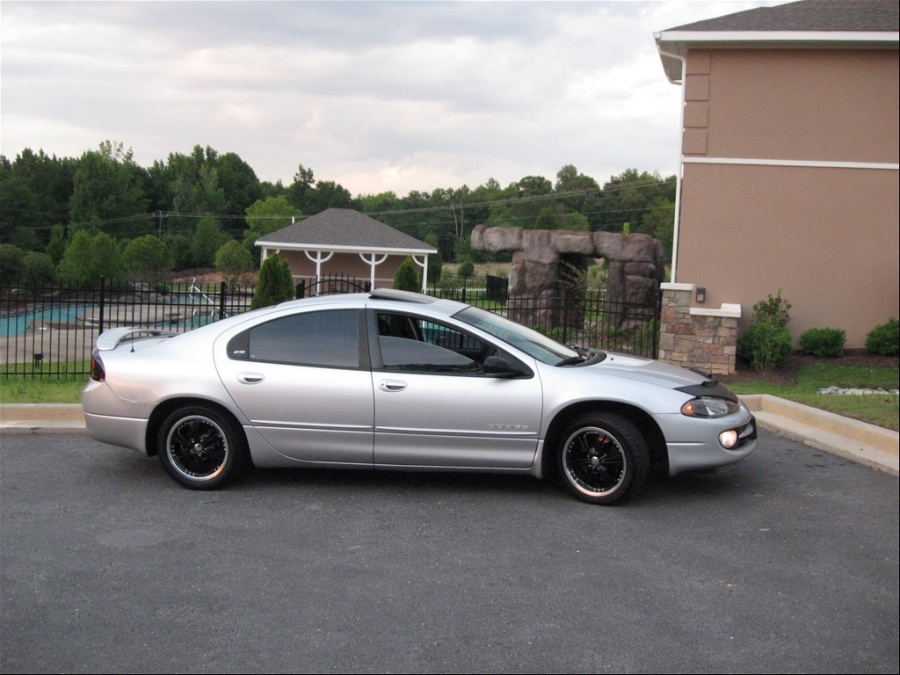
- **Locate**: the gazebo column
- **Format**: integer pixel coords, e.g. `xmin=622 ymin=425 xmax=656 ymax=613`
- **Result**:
xmin=359 ymin=253 xmax=388 ymax=290
xmin=304 ymin=250 xmax=334 ymax=291
xmin=412 ymin=255 xmax=429 ymax=293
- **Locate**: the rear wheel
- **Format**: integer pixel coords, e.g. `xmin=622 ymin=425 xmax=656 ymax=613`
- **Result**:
xmin=158 ymin=405 xmax=246 ymax=490
xmin=558 ymin=412 xmax=649 ymax=505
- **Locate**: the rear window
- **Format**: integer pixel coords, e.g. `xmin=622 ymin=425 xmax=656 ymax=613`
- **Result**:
xmin=228 ymin=310 xmax=360 ymax=368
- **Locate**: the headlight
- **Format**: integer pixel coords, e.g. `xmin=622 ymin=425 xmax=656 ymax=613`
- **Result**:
xmin=681 ymin=397 xmax=740 ymax=418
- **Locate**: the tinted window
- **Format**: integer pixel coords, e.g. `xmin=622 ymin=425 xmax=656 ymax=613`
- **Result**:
xmin=232 ymin=310 xmax=360 ymax=368
xmin=376 ymin=312 xmax=491 ymax=373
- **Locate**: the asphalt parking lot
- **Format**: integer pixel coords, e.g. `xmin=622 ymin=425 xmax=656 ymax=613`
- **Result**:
xmin=1 ymin=429 xmax=898 ymax=674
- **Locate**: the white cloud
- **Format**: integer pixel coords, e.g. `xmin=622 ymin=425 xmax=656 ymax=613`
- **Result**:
xmin=0 ymin=0 xmax=782 ymax=196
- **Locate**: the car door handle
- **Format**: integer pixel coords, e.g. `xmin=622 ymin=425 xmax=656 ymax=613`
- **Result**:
xmin=379 ymin=379 xmax=407 ymax=392
xmin=238 ymin=372 xmax=265 ymax=385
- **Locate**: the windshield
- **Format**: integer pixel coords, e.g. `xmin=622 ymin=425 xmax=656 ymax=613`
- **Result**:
xmin=454 ymin=306 xmax=580 ymax=366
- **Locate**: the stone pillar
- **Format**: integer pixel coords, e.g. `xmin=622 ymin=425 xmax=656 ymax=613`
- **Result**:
xmin=658 ymin=283 xmax=740 ymax=376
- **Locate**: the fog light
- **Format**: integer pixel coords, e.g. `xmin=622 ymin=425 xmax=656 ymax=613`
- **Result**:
xmin=719 ymin=429 xmax=739 ymax=449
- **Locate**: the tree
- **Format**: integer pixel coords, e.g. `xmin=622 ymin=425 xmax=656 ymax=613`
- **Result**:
xmin=0 ymin=149 xmax=76 ymax=250
xmin=58 ymin=230 xmax=125 ymax=286
xmin=147 ymin=145 xmax=243 ymax=239
xmin=46 ymin=225 xmax=67 ymax=265
xmin=0 ymin=244 xmax=25 ymax=285
xmin=535 ymin=206 xmax=562 ymax=230
xmin=286 ymin=164 xmax=315 ymax=211
xmin=190 ymin=214 xmax=230 ymax=267
xmin=457 ymin=256 xmax=475 ymax=279
xmin=162 ymin=234 xmax=192 ymax=270
xmin=393 ymin=257 xmax=420 ymax=292
xmin=215 ymin=152 xmax=262 ymax=227
xmin=20 ymin=251 xmax=57 ymax=287
xmin=123 ymin=235 xmax=174 ymax=285
xmin=424 ymin=234 xmax=443 ymax=284
xmin=591 ymin=169 xmax=676 ymax=234
xmin=215 ymin=240 xmax=254 ymax=289
xmin=69 ymin=141 xmax=149 ymax=237
xmin=251 ymin=253 xmax=294 ymax=309
xmin=640 ymin=196 xmax=676 ymax=262
xmin=243 ymin=196 xmax=302 ymax=260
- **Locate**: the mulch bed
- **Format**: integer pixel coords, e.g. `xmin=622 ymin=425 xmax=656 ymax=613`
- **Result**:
xmin=717 ymin=350 xmax=900 ymax=386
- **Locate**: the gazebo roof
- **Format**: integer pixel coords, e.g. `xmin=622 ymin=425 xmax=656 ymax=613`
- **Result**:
xmin=256 ymin=208 xmax=436 ymax=255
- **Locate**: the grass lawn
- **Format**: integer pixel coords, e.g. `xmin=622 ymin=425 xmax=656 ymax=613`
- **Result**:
xmin=0 ymin=377 xmax=88 ymax=404
xmin=727 ymin=363 xmax=899 ymax=431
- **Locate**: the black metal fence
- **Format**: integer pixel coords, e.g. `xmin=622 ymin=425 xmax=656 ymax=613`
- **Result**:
xmin=427 ymin=273 xmax=661 ymax=358
xmin=0 ymin=278 xmax=254 ymax=378
xmin=295 ymin=274 xmax=370 ymax=298
xmin=1 ymin=273 xmax=660 ymax=378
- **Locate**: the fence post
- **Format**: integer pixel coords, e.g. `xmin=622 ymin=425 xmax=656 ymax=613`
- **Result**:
xmin=98 ymin=276 xmax=106 ymax=335
xmin=219 ymin=281 xmax=227 ymax=319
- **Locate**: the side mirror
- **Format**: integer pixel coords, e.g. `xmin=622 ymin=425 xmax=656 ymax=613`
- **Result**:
xmin=483 ymin=355 xmax=530 ymax=378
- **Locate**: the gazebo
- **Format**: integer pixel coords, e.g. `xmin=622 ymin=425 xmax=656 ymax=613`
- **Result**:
xmin=255 ymin=208 xmax=437 ymax=293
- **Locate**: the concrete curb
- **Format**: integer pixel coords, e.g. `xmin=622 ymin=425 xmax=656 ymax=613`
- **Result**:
xmin=739 ymin=394 xmax=899 ymax=477
xmin=0 ymin=403 xmax=86 ymax=434
xmin=1 ymin=399 xmax=898 ymax=477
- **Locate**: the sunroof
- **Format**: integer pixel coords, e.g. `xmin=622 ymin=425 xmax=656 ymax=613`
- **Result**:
xmin=368 ymin=288 xmax=436 ymax=304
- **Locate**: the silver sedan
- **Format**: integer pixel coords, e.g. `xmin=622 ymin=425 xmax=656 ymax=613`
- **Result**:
xmin=82 ymin=289 xmax=756 ymax=504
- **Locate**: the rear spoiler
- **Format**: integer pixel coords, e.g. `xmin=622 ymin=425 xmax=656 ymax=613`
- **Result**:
xmin=95 ymin=327 xmax=179 ymax=351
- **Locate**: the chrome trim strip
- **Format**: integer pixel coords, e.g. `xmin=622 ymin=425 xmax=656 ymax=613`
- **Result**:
xmin=376 ymin=426 xmax=537 ymax=437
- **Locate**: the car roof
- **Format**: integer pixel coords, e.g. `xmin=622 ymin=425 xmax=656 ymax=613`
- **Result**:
xmin=269 ymin=288 xmax=470 ymax=319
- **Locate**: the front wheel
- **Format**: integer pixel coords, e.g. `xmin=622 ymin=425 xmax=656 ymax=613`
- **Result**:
xmin=158 ymin=405 xmax=246 ymax=490
xmin=558 ymin=412 xmax=649 ymax=505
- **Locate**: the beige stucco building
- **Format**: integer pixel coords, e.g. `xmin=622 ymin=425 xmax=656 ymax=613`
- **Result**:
xmin=655 ymin=0 xmax=899 ymax=348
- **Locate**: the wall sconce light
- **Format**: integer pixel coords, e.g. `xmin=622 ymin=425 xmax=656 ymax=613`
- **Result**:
xmin=696 ymin=287 xmax=706 ymax=303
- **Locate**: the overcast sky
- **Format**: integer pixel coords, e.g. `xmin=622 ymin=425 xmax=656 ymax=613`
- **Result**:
xmin=1 ymin=1 xmax=780 ymax=197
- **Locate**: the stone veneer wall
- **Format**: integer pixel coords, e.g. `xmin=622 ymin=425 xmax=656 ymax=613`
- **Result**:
xmin=658 ymin=283 xmax=741 ymax=376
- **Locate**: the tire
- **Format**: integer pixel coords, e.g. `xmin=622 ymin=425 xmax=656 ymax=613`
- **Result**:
xmin=558 ymin=412 xmax=650 ymax=505
xmin=158 ymin=405 xmax=246 ymax=490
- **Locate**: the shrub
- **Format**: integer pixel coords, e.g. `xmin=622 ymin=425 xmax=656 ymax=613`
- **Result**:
xmin=20 ymin=252 xmax=57 ymax=288
xmin=738 ymin=321 xmax=793 ymax=372
xmin=751 ymin=289 xmax=791 ymax=328
xmin=458 ymin=257 xmax=475 ymax=279
xmin=866 ymin=318 xmax=899 ymax=356
xmin=393 ymin=257 xmax=420 ymax=292
xmin=799 ymin=328 xmax=846 ymax=358
xmin=251 ymin=253 xmax=294 ymax=309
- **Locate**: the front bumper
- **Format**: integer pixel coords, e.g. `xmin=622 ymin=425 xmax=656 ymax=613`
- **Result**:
xmin=663 ymin=413 xmax=758 ymax=476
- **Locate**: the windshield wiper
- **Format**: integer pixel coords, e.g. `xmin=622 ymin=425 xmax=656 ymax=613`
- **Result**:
xmin=557 ymin=355 xmax=586 ymax=367
xmin=557 ymin=348 xmax=607 ymax=367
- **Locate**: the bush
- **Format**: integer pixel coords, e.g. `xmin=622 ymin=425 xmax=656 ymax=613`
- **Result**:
xmin=799 ymin=328 xmax=845 ymax=357
xmin=751 ymin=289 xmax=791 ymax=328
xmin=738 ymin=321 xmax=793 ymax=372
xmin=20 ymin=252 xmax=57 ymax=288
xmin=866 ymin=318 xmax=899 ymax=356
xmin=393 ymin=258 xmax=420 ymax=292
xmin=458 ymin=257 xmax=475 ymax=279
xmin=251 ymin=253 xmax=294 ymax=309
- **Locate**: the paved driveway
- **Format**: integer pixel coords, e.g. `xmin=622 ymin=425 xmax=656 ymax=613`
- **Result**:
xmin=1 ymin=429 xmax=897 ymax=673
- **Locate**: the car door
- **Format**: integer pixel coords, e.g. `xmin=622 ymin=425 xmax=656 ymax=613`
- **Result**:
xmin=215 ymin=308 xmax=374 ymax=465
xmin=370 ymin=310 xmax=543 ymax=470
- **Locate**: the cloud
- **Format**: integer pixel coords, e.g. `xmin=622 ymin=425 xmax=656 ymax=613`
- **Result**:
xmin=1 ymin=1 xmax=780 ymax=196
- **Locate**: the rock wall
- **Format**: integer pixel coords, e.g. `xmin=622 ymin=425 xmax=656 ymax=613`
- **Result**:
xmin=471 ymin=224 xmax=666 ymax=328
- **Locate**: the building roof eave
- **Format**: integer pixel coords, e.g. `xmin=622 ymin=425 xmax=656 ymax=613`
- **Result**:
xmin=655 ymin=29 xmax=899 ymax=83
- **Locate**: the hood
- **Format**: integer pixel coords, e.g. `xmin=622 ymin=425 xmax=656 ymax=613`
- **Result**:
xmin=586 ymin=352 xmax=710 ymax=389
